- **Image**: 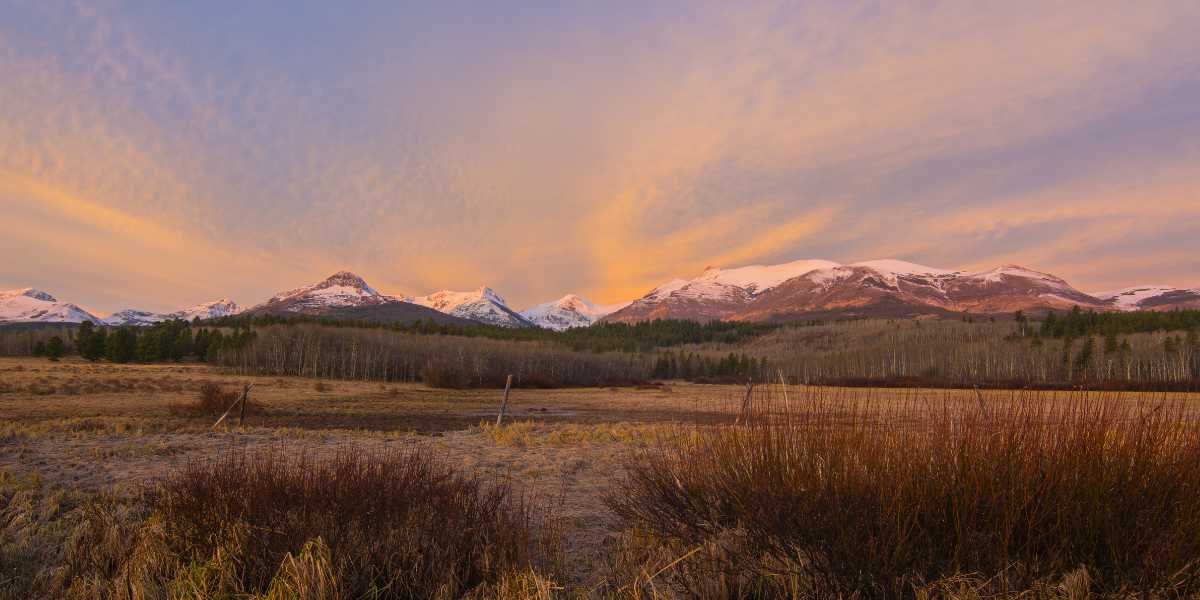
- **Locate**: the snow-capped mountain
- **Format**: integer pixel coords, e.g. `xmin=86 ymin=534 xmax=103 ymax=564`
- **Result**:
xmin=607 ymin=260 xmax=841 ymax=322
xmin=605 ymin=259 xmax=1114 ymax=323
xmin=6 ymin=262 xmax=1195 ymax=328
xmin=173 ymin=299 xmax=242 ymax=321
xmin=102 ymin=309 xmax=165 ymax=327
xmin=250 ymin=271 xmax=398 ymax=315
xmin=409 ymin=287 xmax=532 ymax=328
xmin=1092 ymin=286 xmax=1200 ymax=311
xmin=519 ymin=294 xmax=630 ymax=331
xmin=101 ymin=299 xmax=244 ymax=326
xmin=0 ymin=288 xmax=99 ymax=324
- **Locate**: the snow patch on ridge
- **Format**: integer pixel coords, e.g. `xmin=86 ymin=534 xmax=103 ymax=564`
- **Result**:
xmin=409 ymin=287 xmax=530 ymax=327
xmin=520 ymin=294 xmax=631 ymax=330
xmin=692 ymin=259 xmax=841 ymax=294
xmin=1090 ymin=285 xmax=1198 ymax=310
xmin=850 ymin=259 xmax=957 ymax=277
xmin=0 ymin=288 xmax=99 ymax=323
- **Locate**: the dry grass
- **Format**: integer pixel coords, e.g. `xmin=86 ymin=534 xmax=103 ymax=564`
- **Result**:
xmin=41 ymin=449 xmax=551 ymax=599
xmin=6 ymin=357 xmax=1200 ymax=597
xmin=478 ymin=421 xmax=681 ymax=448
xmin=607 ymin=389 xmax=1200 ymax=597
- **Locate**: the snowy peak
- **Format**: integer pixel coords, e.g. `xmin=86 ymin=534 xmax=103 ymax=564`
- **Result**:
xmin=172 ymin=298 xmax=242 ymax=321
xmin=320 ymin=271 xmax=378 ymax=294
xmin=604 ymin=257 xmax=1124 ymax=323
xmin=850 ymin=259 xmax=957 ymax=277
xmin=409 ymin=287 xmax=531 ymax=328
xmin=1093 ymin=286 xmax=1178 ymax=309
xmin=967 ymin=265 xmax=1069 ymax=289
xmin=693 ymin=259 xmax=842 ymax=294
xmin=269 ymin=271 xmax=381 ymax=303
xmin=3 ymin=288 xmax=58 ymax=303
xmin=0 ymin=288 xmax=98 ymax=323
xmin=100 ymin=299 xmax=244 ymax=326
xmin=102 ymin=309 xmax=164 ymax=327
xmin=605 ymin=258 xmax=847 ymax=323
xmin=520 ymin=294 xmax=631 ymax=330
xmin=1092 ymin=285 xmax=1200 ymax=311
xmin=255 ymin=271 xmax=394 ymax=315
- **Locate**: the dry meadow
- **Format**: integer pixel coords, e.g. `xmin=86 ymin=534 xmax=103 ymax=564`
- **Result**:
xmin=4 ymin=356 xmax=1200 ymax=598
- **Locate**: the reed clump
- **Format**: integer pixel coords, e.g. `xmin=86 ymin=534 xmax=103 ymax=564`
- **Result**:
xmin=58 ymin=449 xmax=547 ymax=599
xmin=608 ymin=388 xmax=1200 ymax=597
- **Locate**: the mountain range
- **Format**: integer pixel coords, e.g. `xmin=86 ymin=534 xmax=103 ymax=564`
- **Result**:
xmin=3 ymin=259 xmax=1198 ymax=329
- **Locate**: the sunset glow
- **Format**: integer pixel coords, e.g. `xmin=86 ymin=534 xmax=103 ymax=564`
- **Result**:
xmin=2 ymin=1 xmax=1198 ymax=313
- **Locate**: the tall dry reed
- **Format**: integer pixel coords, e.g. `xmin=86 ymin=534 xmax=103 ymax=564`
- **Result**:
xmin=608 ymin=387 xmax=1200 ymax=597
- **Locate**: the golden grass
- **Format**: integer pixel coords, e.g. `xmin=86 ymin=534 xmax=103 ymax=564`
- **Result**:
xmin=5 ymin=356 xmax=1200 ymax=597
xmin=478 ymin=421 xmax=681 ymax=448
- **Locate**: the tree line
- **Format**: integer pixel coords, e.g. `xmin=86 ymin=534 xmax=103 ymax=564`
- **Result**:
xmin=207 ymin=313 xmax=797 ymax=353
xmin=1033 ymin=307 xmax=1200 ymax=339
xmin=209 ymin=323 xmax=652 ymax=388
xmin=15 ymin=320 xmax=256 ymax=364
xmin=752 ymin=317 xmax=1200 ymax=388
xmin=651 ymin=350 xmax=768 ymax=381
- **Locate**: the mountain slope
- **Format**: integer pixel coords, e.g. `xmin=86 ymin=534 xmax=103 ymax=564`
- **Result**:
xmin=0 ymin=288 xmax=99 ymax=323
xmin=605 ymin=260 xmax=839 ymax=323
xmin=321 ymin=302 xmax=479 ymax=326
xmin=1092 ymin=286 xmax=1200 ymax=311
xmin=607 ymin=259 xmax=1115 ymax=324
xmin=945 ymin=266 xmax=1106 ymax=313
xmin=102 ymin=309 xmax=165 ymax=327
xmin=101 ymin=299 xmax=244 ymax=326
xmin=250 ymin=271 xmax=397 ymax=315
xmin=409 ymin=287 xmax=532 ymax=328
xmin=520 ymin=295 xmax=630 ymax=330
xmin=172 ymin=299 xmax=242 ymax=321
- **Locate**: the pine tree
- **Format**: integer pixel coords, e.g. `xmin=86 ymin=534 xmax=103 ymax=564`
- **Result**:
xmin=175 ymin=328 xmax=193 ymax=361
xmin=83 ymin=328 xmax=107 ymax=361
xmin=46 ymin=336 xmax=65 ymax=361
xmin=1103 ymin=331 xmax=1119 ymax=355
xmin=1060 ymin=338 xmax=1074 ymax=379
xmin=194 ymin=329 xmax=211 ymax=360
xmin=1041 ymin=311 xmax=1058 ymax=337
xmin=106 ymin=328 xmax=137 ymax=363
xmin=1074 ymin=336 xmax=1095 ymax=377
xmin=76 ymin=321 xmax=95 ymax=356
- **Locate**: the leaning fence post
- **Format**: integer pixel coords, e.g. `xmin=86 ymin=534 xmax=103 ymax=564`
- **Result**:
xmin=496 ymin=374 xmax=513 ymax=426
xmin=212 ymin=383 xmax=254 ymax=430
xmin=778 ymin=369 xmax=790 ymax=421
xmin=237 ymin=383 xmax=252 ymax=426
xmin=736 ymin=377 xmax=755 ymax=425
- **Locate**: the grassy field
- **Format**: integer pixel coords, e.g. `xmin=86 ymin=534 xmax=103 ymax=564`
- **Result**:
xmin=3 ymin=356 xmax=1199 ymax=598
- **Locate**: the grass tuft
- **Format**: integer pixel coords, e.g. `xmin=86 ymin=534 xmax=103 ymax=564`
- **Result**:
xmin=608 ymin=388 xmax=1200 ymax=597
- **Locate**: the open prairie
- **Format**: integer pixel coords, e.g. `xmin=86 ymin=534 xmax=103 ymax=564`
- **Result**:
xmin=5 ymin=355 xmax=1200 ymax=597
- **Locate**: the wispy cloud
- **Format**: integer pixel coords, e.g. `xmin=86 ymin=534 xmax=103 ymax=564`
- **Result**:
xmin=1 ymin=1 xmax=1197 ymax=312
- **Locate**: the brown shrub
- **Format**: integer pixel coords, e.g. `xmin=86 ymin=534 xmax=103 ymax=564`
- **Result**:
xmin=141 ymin=451 xmax=544 ymax=595
xmin=608 ymin=390 xmax=1200 ymax=597
xmin=171 ymin=382 xmax=260 ymax=417
xmin=6 ymin=450 xmax=551 ymax=598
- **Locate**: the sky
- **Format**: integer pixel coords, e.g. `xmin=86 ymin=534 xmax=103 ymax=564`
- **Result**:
xmin=2 ymin=1 xmax=1199 ymax=314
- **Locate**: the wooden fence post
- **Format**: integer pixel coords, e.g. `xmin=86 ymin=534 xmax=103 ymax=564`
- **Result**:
xmin=213 ymin=383 xmax=255 ymax=430
xmin=778 ymin=369 xmax=790 ymax=419
xmin=238 ymin=383 xmax=252 ymax=426
xmin=496 ymin=374 xmax=513 ymax=426
xmin=736 ymin=378 xmax=755 ymax=425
